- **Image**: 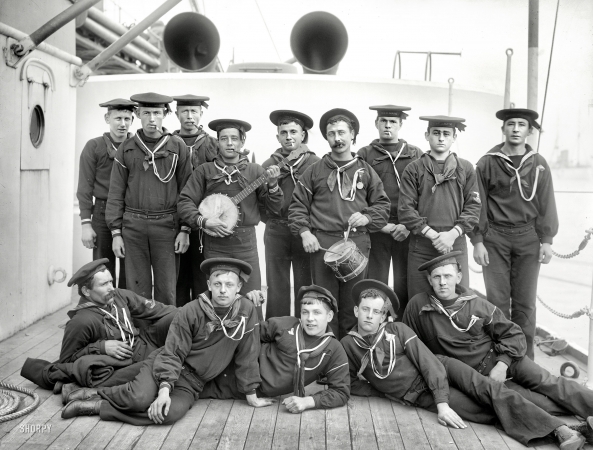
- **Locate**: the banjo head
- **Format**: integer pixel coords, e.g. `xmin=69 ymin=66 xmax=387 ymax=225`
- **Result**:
xmin=198 ymin=193 xmax=239 ymax=236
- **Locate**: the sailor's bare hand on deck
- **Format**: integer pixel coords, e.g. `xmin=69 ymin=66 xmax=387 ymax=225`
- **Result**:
xmin=282 ymin=396 xmax=315 ymax=414
xmin=300 ymin=230 xmax=320 ymax=253
xmin=390 ymin=224 xmax=410 ymax=241
xmin=473 ymin=242 xmax=489 ymax=266
xmin=246 ymin=393 xmax=276 ymax=408
xmin=204 ymin=218 xmax=233 ymax=237
xmin=105 ymin=340 xmax=133 ymax=360
xmin=174 ymin=232 xmax=190 ymax=254
xmin=436 ymin=403 xmax=467 ymax=429
xmin=112 ymin=236 xmax=125 ymax=258
xmin=148 ymin=388 xmax=171 ymax=424
xmin=348 ymin=212 xmax=369 ymax=228
xmin=81 ymin=223 xmax=97 ymax=249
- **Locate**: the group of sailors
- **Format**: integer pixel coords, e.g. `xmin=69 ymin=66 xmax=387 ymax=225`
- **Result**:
xmin=19 ymin=92 xmax=591 ymax=449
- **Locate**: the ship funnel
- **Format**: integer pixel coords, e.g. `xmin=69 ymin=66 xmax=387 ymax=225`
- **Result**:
xmin=163 ymin=12 xmax=220 ymax=72
xmin=290 ymin=11 xmax=348 ymax=75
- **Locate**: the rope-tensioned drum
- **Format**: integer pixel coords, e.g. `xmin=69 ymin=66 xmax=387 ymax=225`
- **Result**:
xmin=0 ymin=381 xmax=40 ymax=423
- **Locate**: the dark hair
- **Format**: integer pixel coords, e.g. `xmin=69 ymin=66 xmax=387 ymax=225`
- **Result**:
xmin=216 ymin=128 xmax=246 ymax=142
xmin=278 ymin=119 xmax=308 ymax=144
xmin=355 ymin=288 xmax=392 ymax=314
xmin=300 ymin=297 xmax=331 ymax=313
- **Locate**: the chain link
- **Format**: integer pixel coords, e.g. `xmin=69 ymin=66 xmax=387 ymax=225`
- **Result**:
xmin=551 ymin=228 xmax=592 ymax=259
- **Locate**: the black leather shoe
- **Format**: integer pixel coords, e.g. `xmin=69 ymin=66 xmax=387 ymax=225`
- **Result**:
xmin=61 ymin=398 xmax=102 ymax=419
xmin=66 ymin=388 xmax=99 ymax=404
xmin=554 ymin=425 xmax=586 ymax=450
xmin=61 ymin=383 xmax=83 ymax=405
xmin=569 ymin=416 xmax=593 ymax=445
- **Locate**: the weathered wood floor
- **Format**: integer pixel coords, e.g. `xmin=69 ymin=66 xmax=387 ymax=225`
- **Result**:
xmin=0 ymin=303 xmax=590 ymax=450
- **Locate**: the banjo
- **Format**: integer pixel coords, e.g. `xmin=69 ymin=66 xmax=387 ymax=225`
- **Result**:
xmin=198 ymin=148 xmax=306 ymax=236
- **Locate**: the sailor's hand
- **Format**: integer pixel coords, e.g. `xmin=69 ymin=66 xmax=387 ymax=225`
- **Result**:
xmin=301 ymin=230 xmax=320 ymax=253
xmin=473 ymin=242 xmax=489 ymax=266
xmin=539 ymin=243 xmax=553 ymax=264
xmin=266 ymin=165 xmax=281 ymax=184
xmin=390 ymin=224 xmax=410 ymax=241
xmin=488 ymin=361 xmax=509 ymax=383
xmin=348 ymin=212 xmax=369 ymax=228
xmin=246 ymin=393 xmax=276 ymax=408
xmin=175 ymin=232 xmax=190 ymax=254
xmin=104 ymin=340 xmax=133 ymax=360
xmin=432 ymin=230 xmax=458 ymax=253
xmin=148 ymin=388 xmax=171 ymax=424
xmin=436 ymin=403 xmax=467 ymax=429
xmin=380 ymin=223 xmax=397 ymax=234
xmin=204 ymin=218 xmax=233 ymax=237
xmin=81 ymin=223 xmax=97 ymax=249
xmin=112 ymin=236 xmax=125 ymax=258
xmin=282 ymin=396 xmax=315 ymax=414
xmin=245 ymin=290 xmax=265 ymax=306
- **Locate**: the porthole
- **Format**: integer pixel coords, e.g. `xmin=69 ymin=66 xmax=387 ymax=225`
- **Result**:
xmin=30 ymin=105 xmax=45 ymax=148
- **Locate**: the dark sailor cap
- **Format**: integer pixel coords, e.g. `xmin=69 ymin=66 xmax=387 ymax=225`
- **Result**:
xmin=208 ymin=119 xmax=252 ymax=133
xmin=370 ymin=104 xmax=411 ymax=119
xmin=269 ymin=110 xmax=314 ymax=130
xmin=420 ymin=115 xmax=466 ymax=132
xmin=418 ymin=251 xmax=463 ymax=274
xmin=297 ymin=285 xmax=338 ymax=314
xmin=200 ymin=257 xmax=252 ymax=282
xmin=351 ymin=279 xmax=400 ymax=313
xmin=495 ymin=108 xmax=541 ymax=130
xmin=98 ymin=98 xmax=137 ymax=111
xmin=319 ymin=108 xmax=360 ymax=140
xmin=173 ymin=94 xmax=210 ymax=109
xmin=67 ymin=258 xmax=110 ymax=287
xmin=130 ymin=92 xmax=174 ymax=108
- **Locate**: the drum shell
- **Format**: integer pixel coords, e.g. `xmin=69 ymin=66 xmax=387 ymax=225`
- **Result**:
xmin=324 ymin=239 xmax=368 ymax=282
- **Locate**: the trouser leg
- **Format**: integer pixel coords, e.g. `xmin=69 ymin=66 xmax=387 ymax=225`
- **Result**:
xmin=392 ymin=235 xmax=410 ymax=319
xmin=140 ymin=313 xmax=176 ymax=351
xmin=149 ymin=214 xmax=179 ymax=306
xmin=310 ymin=233 xmax=341 ymax=336
xmin=93 ymin=200 xmax=126 ymax=289
xmin=291 ymin=231 xmax=313 ymax=318
xmin=176 ymin=245 xmax=192 ymax=307
xmin=407 ymin=235 xmax=437 ymax=299
xmin=509 ymin=356 xmax=593 ymax=419
xmin=482 ymin=229 xmax=513 ymax=318
xmin=122 ymin=213 xmax=152 ymax=299
xmin=264 ymin=222 xmax=293 ymax=319
xmin=441 ymin=356 xmax=562 ymax=445
xmin=200 ymin=361 xmax=244 ymax=400
xmin=98 ymin=363 xmax=144 ymax=387
xmin=414 ymin=388 xmax=496 ymax=425
xmin=368 ymin=232 xmax=391 ymax=285
xmin=189 ymin=232 xmax=208 ymax=300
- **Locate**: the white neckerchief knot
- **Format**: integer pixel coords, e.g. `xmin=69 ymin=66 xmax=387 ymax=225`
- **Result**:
xmin=102 ymin=302 xmax=135 ymax=347
xmin=431 ymin=297 xmax=480 ymax=333
xmin=136 ymin=134 xmax=178 ymax=183
xmin=294 ymin=324 xmax=332 ymax=371
xmin=214 ymin=162 xmax=241 ymax=185
xmin=500 ymin=150 xmax=543 ymax=202
xmin=378 ymin=143 xmax=406 ymax=187
xmin=352 ymin=324 xmax=396 ymax=380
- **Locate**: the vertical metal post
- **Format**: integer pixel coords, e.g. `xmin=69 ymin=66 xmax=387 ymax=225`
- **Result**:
xmin=528 ymin=0 xmax=539 ymax=146
xmin=587 ymin=267 xmax=593 ymax=390
xmin=504 ymin=49 xmax=513 ymax=108
xmin=448 ymin=78 xmax=454 ymax=115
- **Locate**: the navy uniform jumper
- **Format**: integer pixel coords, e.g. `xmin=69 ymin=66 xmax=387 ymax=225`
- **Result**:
xmin=77 ymin=133 xmax=129 ymax=288
xmin=357 ymin=139 xmax=422 ymax=316
xmin=288 ymin=154 xmax=390 ymax=338
xmin=261 ymin=146 xmax=320 ymax=318
xmin=469 ymin=144 xmax=558 ymax=359
xmin=172 ymin=127 xmax=219 ymax=307
xmin=398 ymin=152 xmax=481 ymax=298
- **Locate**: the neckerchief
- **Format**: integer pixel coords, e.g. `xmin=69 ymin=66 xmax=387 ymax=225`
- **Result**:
xmin=325 ymin=154 xmax=365 ymax=201
xmin=102 ymin=133 xmax=130 ymax=160
xmin=197 ymin=292 xmax=246 ymax=340
xmin=134 ymin=129 xmax=177 ymax=183
xmin=174 ymin=127 xmax=207 ymax=154
xmin=293 ymin=323 xmax=335 ymax=397
xmin=421 ymin=152 xmax=458 ymax=193
xmin=419 ymin=287 xmax=484 ymax=333
xmin=271 ymin=145 xmax=313 ymax=185
xmin=485 ymin=145 xmax=544 ymax=202
xmin=348 ymin=323 xmax=396 ymax=379
xmin=371 ymin=141 xmax=407 ymax=187
xmin=211 ymin=157 xmax=249 ymax=188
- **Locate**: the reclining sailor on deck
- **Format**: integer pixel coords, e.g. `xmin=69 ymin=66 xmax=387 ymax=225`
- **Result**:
xmin=200 ymin=284 xmax=350 ymax=413
xmin=402 ymin=252 xmax=593 ymax=424
xmin=21 ymin=258 xmax=178 ymax=396
xmin=342 ymin=279 xmax=591 ymax=450
xmin=60 ymin=257 xmax=274 ymax=425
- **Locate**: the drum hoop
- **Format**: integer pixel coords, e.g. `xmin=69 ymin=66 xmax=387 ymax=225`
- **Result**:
xmin=335 ymin=255 xmax=368 ymax=282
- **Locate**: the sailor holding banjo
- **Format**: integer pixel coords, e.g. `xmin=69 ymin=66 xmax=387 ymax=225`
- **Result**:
xmin=177 ymin=119 xmax=282 ymax=295
xmin=288 ymin=108 xmax=390 ymax=339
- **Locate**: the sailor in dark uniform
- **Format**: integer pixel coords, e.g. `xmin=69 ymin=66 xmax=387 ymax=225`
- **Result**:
xmin=357 ymin=105 xmax=423 ymax=317
xmin=177 ymin=119 xmax=282 ymax=294
xmin=77 ymin=98 xmax=137 ymax=288
xmin=289 ymin=108 xmax=390 ymax=338
xmin=470 ymin=109 xmax=558 ymax=359
xmin=172 ymin=94 xmax=219 ymax=307
xmin=262 ymin=110 xmax=319 ymax=318
xmin=398 ymin=115 xmax=481 ymax=299
xmin=106 ymin=92 xmax=192 ymax=306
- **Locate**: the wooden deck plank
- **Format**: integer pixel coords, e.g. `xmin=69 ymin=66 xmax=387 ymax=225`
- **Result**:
xmin=348 ymin=395 xmax=378 ymax=450
xmin=45 ymin=416 xmax=100 ymax=450
xmin=0 ymin=386 xmax=55 ymax=439
xmin=104 ymin=424 xmax=146 ymax=450
xmin=368 ymin=397 xmax=404 ymax=450
xmin=271 ymin=394 xmax=301 ymax=450
xmin=243 ymin=398 xmax=280 ymax=450
xmin=0 ymin=331 xmax=64 ymax=380
xmin=76 ymin=420 xmax=123 ymax=450
xmin=416 ymin=407 xmax=457 ymax=450
xmin=19 ymin=404 xmax=73 ymax=449
xmin=497 ymin=429 xmax=529 ymax=450
xmin=160 ymin=399 xmax=210 ymax=450
xmin=132 ymin=423 xmax=173 ymax=450
xmin=390 ymin=402 xmax=431 ymax=450
xmin=325 ymin=403 xmax=351 ymax=450
xmin=448 ymin=424 xmax=486 ymax=450
xmin=0 ymin=327 xmax=63 ymax=371
xmin=217 ymin=400 xmax=256 ymax=450
xmin=469 ymin=422 xmax=512 ymax=450
xmin=188 ymin=399 xmax=233 ymax=450
xmin=299 ymin=408 xmax=326 ymax=450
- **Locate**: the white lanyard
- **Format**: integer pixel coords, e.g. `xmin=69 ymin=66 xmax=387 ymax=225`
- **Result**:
xmin=137 ymin=135 xmax=178 ymax=183
xmin=497 ymin=151 xmax=542 ymax=202
xmin=287 ymin=154 xmax=306 ymax=184
xmin=381 ymin=143 xmax=405 ymax=187
xmin=102 ymin=305 xmax=134 ymax=347
xmin=294 ymin=324 xmax=331 ymax=370
xmin=433 ymin=300 xmax=479 ymax=333
xmin=353 ymin=327 xmax=396 ymax=379
xmin=214 ymin=162 xmax=240 ymax=185
xmin=214 ymin=307 xmax=247 ymax=341
xmin=337 ymin=167 xmax=365 ymax=201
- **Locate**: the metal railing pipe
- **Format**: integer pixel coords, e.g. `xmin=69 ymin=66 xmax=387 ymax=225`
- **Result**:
xmin=76 ymin=34 xmax=145 ymax=74
xmin=504 ymin=49 xmax=513 ymax=108
xmin=12 ymin=0 xmax=101 ymax=57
